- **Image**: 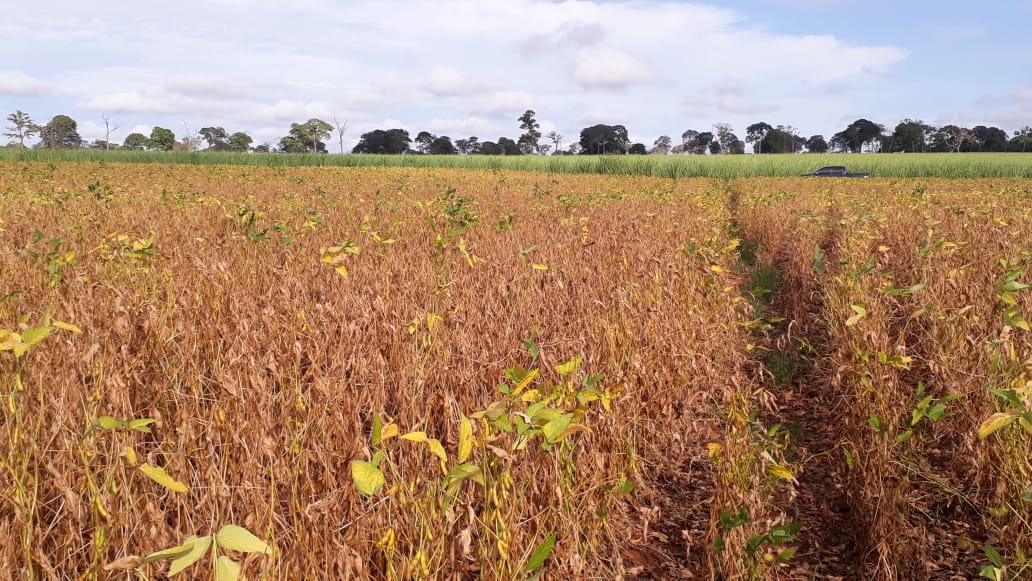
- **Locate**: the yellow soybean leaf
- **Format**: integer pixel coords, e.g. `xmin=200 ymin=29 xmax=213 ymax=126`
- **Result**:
xmin=845 ymin=305 xmax=867 ymax=327
xmin=520 ymin=388 xmax=541 ymax=403
xmin=532 ymin=263 xmax=548 ymax=270
xmin=53 ymin=320 xmax=83 ymax=334
xmin=215 ymin=525 xmax=270 ymax=553
xmin=979 ymin=413 xmax=1018 ymax=439
xmin=426 ymin=313 xmax=442 ymax=333
xmin=334 ymin=265 xmax=348 ymax=277
xmin=402 ymin=431 xmax=428 ymax=443
xmin=121 ymin=445 xmax=137 ymax=466
xmin=768 ymin=464 xmax=795 ymax=481
xmin=512 ymin=368 xmax=539 ymax=395
xmin=351 ymin=460 xmax=386 ymax=497
xmin=139 ymin=464 xmax=189 ymax=493
xmin=707 ymin=442 xmax=722 ymax=458
xmin=0 ymin=330 xmax=22 ymax=351
xmin=380 ymin=422 xmax=399 ymax=442
xmin=602 ymin=384 xmax=623 ymax=412
xmin=458 ymin=414 xmax=473 ymax=463
xmin=426 ymin=438 xmax=448 ymax=472
xmin=555 ymin=358 xmax=581 ymax=376
xmin=215 ymin=556 xmax=241 ymax=581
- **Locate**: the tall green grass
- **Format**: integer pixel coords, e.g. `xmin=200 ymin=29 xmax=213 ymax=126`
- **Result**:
xmin=2 ymin=148 xmax=1030 ymax=178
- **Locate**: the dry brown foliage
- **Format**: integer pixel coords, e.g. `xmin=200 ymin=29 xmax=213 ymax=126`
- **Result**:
xmin=735 ymin=177 xmax=1032 ymax=580
xmin=0 ymin=163 xmax=763 ymax=579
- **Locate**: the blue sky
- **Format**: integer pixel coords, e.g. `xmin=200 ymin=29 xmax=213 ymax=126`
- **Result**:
xmin=2 ymin=0 xmax=1030 ymax=150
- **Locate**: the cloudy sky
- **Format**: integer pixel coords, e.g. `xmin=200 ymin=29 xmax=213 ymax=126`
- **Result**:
xmin=2 ymin=0 xmax=1030 ymax=150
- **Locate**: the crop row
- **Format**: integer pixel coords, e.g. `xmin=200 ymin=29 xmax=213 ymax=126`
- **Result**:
xmin=3 ymin=149 xmax=1032 ymax=178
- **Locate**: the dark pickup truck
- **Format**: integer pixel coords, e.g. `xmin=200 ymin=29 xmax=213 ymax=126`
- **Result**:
xmin=800 ymin=166 xmax=870 ymax=178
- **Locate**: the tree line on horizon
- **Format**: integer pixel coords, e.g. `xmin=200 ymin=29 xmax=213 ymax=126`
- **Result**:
xmin=5 ymin=109 xmax=1032 ymax=155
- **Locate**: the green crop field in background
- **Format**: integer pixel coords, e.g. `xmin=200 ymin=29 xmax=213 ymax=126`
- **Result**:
xmin=1 ymin=148 xmax=1030 ymax=178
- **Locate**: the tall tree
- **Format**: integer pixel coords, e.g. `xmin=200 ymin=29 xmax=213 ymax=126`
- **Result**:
xmin=680 ymin=129 xmax=699 ymax=154
xmin=4 ymin=110 xmax=37 ymax=147
xmin=479 ymin=141 xmax=503 ymax=155
xmin=546 ymin=131 xmax=562 ymax=155
xmin=285 ymin=119 xmax=333 ymax=153
xmin=693 ymin=132 xmax=713 ymax=155
xmin=123 ymin=132 xmax=148 ymax=151
xmin=628 ymin=143 xmax=647 ymax=155
xmin=148 ymin=127 xmax=175 ymax=151
xmin=578 ymin=124 xmax=629 ymax=154
xmin=351 ymin=129 xmax=411 ymax=154
xmin=333 ymin=118 xmax=347 ymax=154
xmin=101 ymin=114 xmax=119 ymax=150
xmin=651 ymin=135 xmax=672 ymax=155
xmin=1013 ymin=126 xmax=1032 ymax=152
xmin=887 ymin=119 xmax=932 ymax=153
xmin=518 ymin=109 xmax=542 ymax=154
xmin=414 ymin=131 xmax=436 ymax=154
xmin=804 ymin=135 xmax=828 ymax=153
xmin=199 ymin=127 xmax=229 ymax=150
xmin=498 ymin=137 xmax=522 ymax=155
xmin=759 ymin=127 xmax=795 ymax=154
xmin=713 ymin=123 xmax=743 ymax=154
xmin=779 ymin=125 xmax=805 ymax=153
xmin=971 ymin=125 xmax=1009 ymax=152
xmin=455 ymin=136 xmax=481 ymax=155
xmin=832 ymin=119 xmax=884 ymax=153
xmin=228 ymin=131 xmax=253 ymax=152
xmin=428 ymin=135 xmax=458 ymax=155
xmin=37 ymin=115 xmax=82 ymax=149
xmin=932 ymin=125 xmax=973 ymax=153
xmin=746 ymin=122 xmax=773 ymax=153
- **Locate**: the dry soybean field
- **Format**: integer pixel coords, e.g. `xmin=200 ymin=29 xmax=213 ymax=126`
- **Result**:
xmin=1 ymin=162 xmax=1031 ymax=580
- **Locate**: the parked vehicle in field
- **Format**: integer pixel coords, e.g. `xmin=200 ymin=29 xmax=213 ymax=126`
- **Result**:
xmin=800 ymin=166 xmax=871 ymax=178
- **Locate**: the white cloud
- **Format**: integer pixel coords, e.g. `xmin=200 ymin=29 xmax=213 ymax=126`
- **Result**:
xmin=1012 ymin=87 xmax=1032 ymax=102
xmin=521 ymin=20 xmax=606 ymax=56
xmin=0 ymin=70 xmax=49 ymax=96
xmin=715 ymin=96 xmax=781 ymax=115
xmin=470 ymin=90 xmax=536 ymax=116
xmin=243 ymin=99 xmax=337 ymax=124
xmin=424 ymin=116 xmax=502 ymax=137
xmin=422 ymin=67 xmax=497 ymax=98
xmin=78 ymin=91 xmax=184 ymax=115
xmin=572 ymin=46 xmax=653 ymax=90
xmin=0 ymin=0 xmax=919 ymax=141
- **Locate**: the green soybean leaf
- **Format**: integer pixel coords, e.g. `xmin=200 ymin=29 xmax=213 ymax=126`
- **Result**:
xmin=167 ymin=535 xmax=212 ymax=576
xmin=127 ymin=418 xmax=156 ymax=433
xmin=97 ymin=416 xmax=126 ymax=430
xmin=524 ymin=532 xmax=557 ymax=573
xmin=215 ymin=555 xmax=241 ymax=581
xmin=215 ymin=525 xmax=270 ymax=553
xmin=140 ymin=539 xmax=195 ymax=564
